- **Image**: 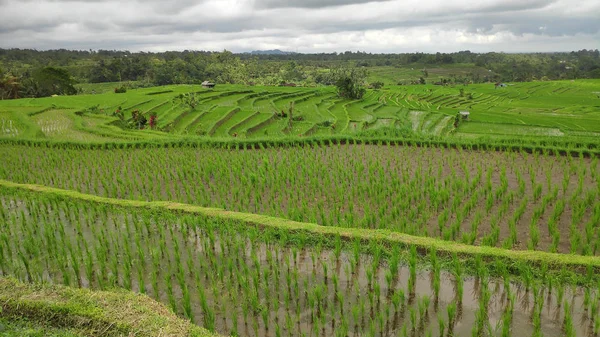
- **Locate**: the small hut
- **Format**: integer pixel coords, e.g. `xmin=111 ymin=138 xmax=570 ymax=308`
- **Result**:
xmin=202 ymin=81 xmax=215 ymax=89
xmin=459 ymin=111 xmax=470 ymax=120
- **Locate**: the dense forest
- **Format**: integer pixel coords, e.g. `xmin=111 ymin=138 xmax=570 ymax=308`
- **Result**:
xmin=1 ymin=48 xmax=599 ymax=99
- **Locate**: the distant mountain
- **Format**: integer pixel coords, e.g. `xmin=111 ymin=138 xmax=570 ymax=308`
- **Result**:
xmin=249 ymin=49 xmax=298 ymax=55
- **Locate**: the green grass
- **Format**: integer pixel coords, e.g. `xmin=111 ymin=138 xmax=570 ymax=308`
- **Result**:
xmin=0 ymin=317 xmax=82 ymax=337
xmin=458 ymin=121 xmax=565 ymax=136
xmin=0 ymin=277 xmax=219 ymax=337
xmin=75 ymin=81 xmax=140 ymax=95
xmin=366 ymin=64 xmax=494 ymax=85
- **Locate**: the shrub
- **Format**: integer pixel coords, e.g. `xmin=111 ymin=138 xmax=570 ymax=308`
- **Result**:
xmin=370 ymin=81 xmax=384 ymax=90
xmin=318 ymin=120 xmax=333 ymax=128
xmin=454 ymin=113 xmax=462 ymax=128
xmin=149 ymin=115 xmax=157 ymax=129
xmin=130 ymin=110 xmax=147 ymax=129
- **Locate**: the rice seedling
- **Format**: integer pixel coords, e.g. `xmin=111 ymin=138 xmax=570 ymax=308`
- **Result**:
xmin=563 ymin=301 xmax=575 ymax=337
xmin=0 ymin=156 xmax=598 ymax=337
xmin=2 ymin=140 xmax=598 ymax=257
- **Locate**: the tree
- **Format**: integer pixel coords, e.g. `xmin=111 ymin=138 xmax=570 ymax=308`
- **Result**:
xmin=173 ymin=92 xmax=199 ymax=109
xmin=282 ymin=61 xmax=304 ymax=82
xmin=0 ymin=73 xmax=21 ymax=99
xmin=334 ymin=67 xmax=368 ymax=100
xmin=208 ymin=51 xmax=248 ymax=84
xmin=89 ymin=59 xmax=118 ymax=82
xmin=30 ymin=67 xmax=77 ymax=97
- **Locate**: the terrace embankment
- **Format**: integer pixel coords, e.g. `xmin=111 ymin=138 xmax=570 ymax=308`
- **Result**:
xmin=0 ymin=277 xmax=218 ymax=337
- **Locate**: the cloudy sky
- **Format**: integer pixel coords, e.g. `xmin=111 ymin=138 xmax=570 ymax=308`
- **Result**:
xmin=0 ymin=0 xmax=598 ymax=53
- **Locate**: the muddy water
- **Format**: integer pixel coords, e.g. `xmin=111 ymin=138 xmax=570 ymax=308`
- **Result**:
xmin=0 ymin=196 xmax=596 ymax=337
xmin=175 ymin=243 xmax=592 ymax=337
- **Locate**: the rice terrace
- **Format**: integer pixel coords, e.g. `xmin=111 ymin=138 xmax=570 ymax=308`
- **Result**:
xmin=1 ymin=47 xmax=600 ymax=337
xmin=2 ymin=80 xmax=600 ymax=141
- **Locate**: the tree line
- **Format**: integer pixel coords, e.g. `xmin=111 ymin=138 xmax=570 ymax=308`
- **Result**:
xmin=1 ymin=48 xmax=599 ymax=99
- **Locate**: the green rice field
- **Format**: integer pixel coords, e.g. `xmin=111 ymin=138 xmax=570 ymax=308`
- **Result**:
xmin=1 ymin=80 xmax=599 ymax=142
xmin=1 ymin=79 xmax=600 ymax=337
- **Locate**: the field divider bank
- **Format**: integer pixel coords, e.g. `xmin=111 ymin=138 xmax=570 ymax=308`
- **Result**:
xmin=0 ymin=277 xmax=220 ymax=337
xmin=2 ymin=179 xmax=599 ymax=276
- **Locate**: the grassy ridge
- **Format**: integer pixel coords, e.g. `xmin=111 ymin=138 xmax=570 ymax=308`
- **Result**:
xmin=0 ymin=277 xmax=219 ymax=337
xmin=2 ymin=179 xmax=599 ymax=276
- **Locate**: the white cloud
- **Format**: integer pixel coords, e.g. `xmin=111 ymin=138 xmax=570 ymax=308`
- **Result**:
xmin=0 ymin=0 xmax=598 ymax=52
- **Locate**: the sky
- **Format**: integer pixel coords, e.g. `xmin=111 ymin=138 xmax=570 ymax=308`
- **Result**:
xmin=0 ymin=0 xmax=598 ymax=53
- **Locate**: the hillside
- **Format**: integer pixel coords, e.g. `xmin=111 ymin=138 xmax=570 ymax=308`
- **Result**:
xmin=1 ymin=80 xmax=599 ymax=144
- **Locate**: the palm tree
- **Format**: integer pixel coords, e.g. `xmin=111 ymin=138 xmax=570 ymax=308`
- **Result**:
xmin=0 ymin=74 xmax=21 ymax=99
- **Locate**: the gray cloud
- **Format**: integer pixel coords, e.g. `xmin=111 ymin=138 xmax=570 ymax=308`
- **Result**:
xmin=0 ymin=0 xmax=598 ymax=52
xmin=256 ymin=0 xmax=393 ymax=9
